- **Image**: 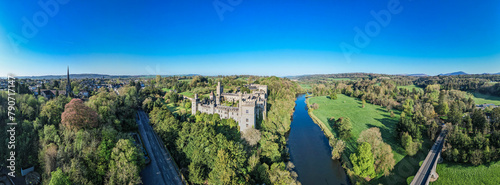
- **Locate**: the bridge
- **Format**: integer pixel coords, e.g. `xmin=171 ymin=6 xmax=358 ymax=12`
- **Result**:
xmin=410 ymin=126 xmax=448 ymax=185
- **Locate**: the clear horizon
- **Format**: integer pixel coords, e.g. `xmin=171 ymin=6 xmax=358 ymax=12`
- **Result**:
xmin=1 ymin=0 xmax=499 ymax=76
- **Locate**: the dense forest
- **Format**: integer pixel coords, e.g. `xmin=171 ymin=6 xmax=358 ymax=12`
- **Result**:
xmin=0 ymin=85 xmax=144 ymax=185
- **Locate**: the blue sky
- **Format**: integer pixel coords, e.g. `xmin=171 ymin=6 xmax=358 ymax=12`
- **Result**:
xmin=0 ymin=0 xmax=499 ymax=76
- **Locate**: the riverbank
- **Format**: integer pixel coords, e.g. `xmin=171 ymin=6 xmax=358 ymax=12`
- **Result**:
xmin=305 ymin=96 xmax=354 ymax=183
xmin=287 ymin=94 xmax=348 ymax=185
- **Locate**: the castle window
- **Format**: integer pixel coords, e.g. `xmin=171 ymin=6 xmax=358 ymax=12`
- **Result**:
xmin=246 ymin=124 xmax=249 ymax=128
xmin=246 ymin=110 xmax=249 ymax=113
xmin=246 ymin=118 xmax=249 ymax=122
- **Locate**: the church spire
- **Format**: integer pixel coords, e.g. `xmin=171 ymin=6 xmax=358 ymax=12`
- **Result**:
xmin=66 ymin=66 xmax=72 ymax=97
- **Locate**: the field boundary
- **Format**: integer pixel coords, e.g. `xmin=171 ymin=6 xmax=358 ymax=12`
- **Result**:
xmin=306 ymin=98 xmax=335 ymax=139
xmin=305 ymin=97 xmax=355 ymax=183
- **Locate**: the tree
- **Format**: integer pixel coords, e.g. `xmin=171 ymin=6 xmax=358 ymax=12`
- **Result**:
xmin=336 ymin=117 xmax=352 ymax=139
xmin=440 ymin=102 xmax=449 ymax=115
xmin=448 ymin=101 xmax=462 ymax=125
xmin=402 ymin=132 xmax=420 ymax=156
xmin=358 ymin=128 xmax=395 ymax=176
xmin=428 ymin=120 xmax=439 ymax=141
xmin=471 ymin=109 xmax=488 ymax=134
xmin=208 ymin=149 xmax=237 ymax=185
xmin=362 ymin=99 xmax=366 ymax=108
xmin=330 ymin=92 xmax=338 ymax=100
xmin=403 ymin=99 xmax=414 ymax=115
xmin=267 ymin=162 xmax=300 ymax=185
xmin=465 ymin=114 xmax=473 ymax=133
xmin=241 ymin=128 xmax=261 ymax=146
xmin=469 ymin=149 xmax=483 ymax=166
xmin=135 ymin=82 xmax=142 ymax=92
xmin=106 ymin=139 xmax=143 ymax=185
xmin=350 ymin=142 xmax=376 ymax=179
xmin=61 ymin=99 xmax=99 ymax=130
xmin=422 ymin=103 xmax=436 ymax=119
xmin=44 ymin=143 xmax=58 ymax=176
xmin=49 ymin=168 xmax=71 ymax=185
xmin=40 ymin=96 xmax=70 ymax=125
xmin=492 ymin=107 xmax=500 ymax=129
xmin=329 ymin=137 xmax=345 ymax=160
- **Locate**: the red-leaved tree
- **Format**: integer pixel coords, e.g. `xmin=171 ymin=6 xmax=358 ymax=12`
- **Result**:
xmin=61 ymin=99 xmax=99 ymax=130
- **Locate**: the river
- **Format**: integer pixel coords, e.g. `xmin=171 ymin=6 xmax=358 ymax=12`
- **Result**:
xmin=287 ymin=94 xmax=349 ymax=185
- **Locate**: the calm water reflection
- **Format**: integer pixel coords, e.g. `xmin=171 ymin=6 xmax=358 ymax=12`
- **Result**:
xmin=287 ymin=94 xmax=349 ymax=185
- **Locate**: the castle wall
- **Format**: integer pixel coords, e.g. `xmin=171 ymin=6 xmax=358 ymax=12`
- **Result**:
xmin=239 ymin=105 xmax=256 ymax=130
xmin=192 ymin=83 xmax=267 ymax=132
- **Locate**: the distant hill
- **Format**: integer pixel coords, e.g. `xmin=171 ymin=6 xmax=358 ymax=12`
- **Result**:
xmin=17 ymin=74 xmax=145 ymax=79
xmin=16 ymin=73 xmax=200 ymax=79
xmin=438 ymin=71 xmax=468 ymax=76
xmin=407 ymin=74 xmax=428 ymax=77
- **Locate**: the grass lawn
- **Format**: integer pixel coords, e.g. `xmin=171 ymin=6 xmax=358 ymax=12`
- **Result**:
xmin=431 ymin=161 xmax=500 ymax=185
xmin=470 ymin=92 xmax=500 ymax=105
xmin=179 ymin=91 xmax=194 ymax=98
xmin=299 ymin=83 xmax=312 ymax=90
xmin=398 ymin=85 xmax=424 ymax=91
xmin=162 ymin=88 xmax=172 ymax=92
xmin=308 ymin=94 xmax=404 ymax=162
xmin=166 ymin=102 xmax=189 ymax=115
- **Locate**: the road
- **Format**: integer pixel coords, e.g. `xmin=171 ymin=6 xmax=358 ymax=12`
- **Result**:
xmin=410 ymin=126 xmax=448 ymax=185
xmin=136 ymin=110 xmax=184 ymax=185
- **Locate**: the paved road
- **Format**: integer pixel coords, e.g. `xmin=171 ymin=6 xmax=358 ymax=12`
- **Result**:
xmin=136 ymin=110 xmax=184 ymax=185
xmin=411 ymin=126 xmax=448 ymax=185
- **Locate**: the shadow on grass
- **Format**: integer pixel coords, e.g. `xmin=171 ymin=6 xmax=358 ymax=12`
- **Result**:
xmin=369 ymin=137 xmax=433 ymax=185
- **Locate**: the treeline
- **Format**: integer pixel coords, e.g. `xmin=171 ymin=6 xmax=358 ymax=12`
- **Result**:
xmin=146 ymin=76 xmax=302 ymax=184
xmin=146 ymin=75 xmax=260 ymax=96
xmin=416 ymin=75 xmax=500 ymax=96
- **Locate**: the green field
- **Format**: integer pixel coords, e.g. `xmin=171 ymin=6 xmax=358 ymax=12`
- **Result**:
xmin=166 ymin=102 xmax=190 ymax=115
xmin=471 ymin=92 xmax=500 ymax=105
xmin=179 ymin=91 xmax=194 ymax=98
xmin=308 ymin=95 xmax=404 ymax=161
xmin=299 ymin=83 xmax=312 ymax=90
xmin=162 ymin=88 xmax=172 ymax=92
xmin=329 ymin=78 xmax=351 ymax=81
xmin=398 ymin=85 xmax=424 ymax=91
xmin=308 ymin=94 xmax=435 ymax=184
xmin=431 ymin=161 xmax=500 ymax=185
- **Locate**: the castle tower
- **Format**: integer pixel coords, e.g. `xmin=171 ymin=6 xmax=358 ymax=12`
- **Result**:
xmin=66 ymin=66 xmax=72 ymax=97
xmin=216 ymin=81 xmax=222 ymax=105
xmin=192 ymin=94 xmax=199 ymax=115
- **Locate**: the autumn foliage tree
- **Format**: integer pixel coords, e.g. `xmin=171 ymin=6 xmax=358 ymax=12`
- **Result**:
xmin=357 ymin=128 xmax=395 ymax=176
xmin=61 ymin=99 xmax=98 ymax=130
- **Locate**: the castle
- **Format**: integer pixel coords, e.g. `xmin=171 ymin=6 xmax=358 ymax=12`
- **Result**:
xmin=191 ymin=82 xmax=267 ymax=131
